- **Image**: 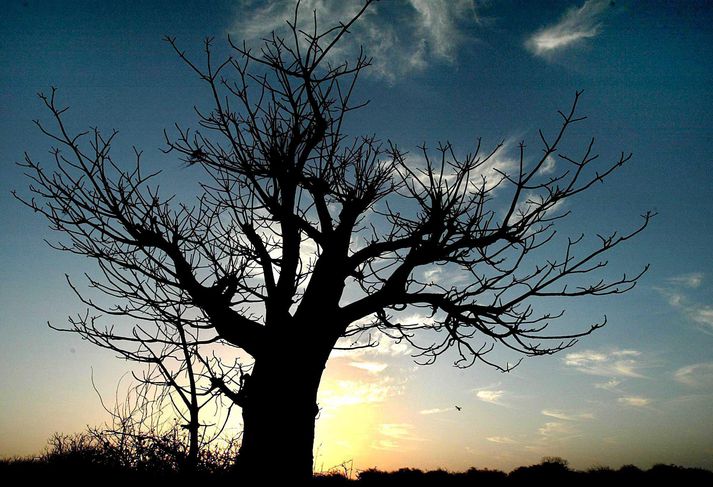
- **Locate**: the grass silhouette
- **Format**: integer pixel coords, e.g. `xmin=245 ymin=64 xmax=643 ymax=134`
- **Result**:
xmin=2 ymin=431 xmax=711 ymax=485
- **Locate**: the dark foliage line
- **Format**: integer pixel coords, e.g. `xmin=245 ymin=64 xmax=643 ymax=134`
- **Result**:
xmin=1 ymin=434 xmax=710 ymax=486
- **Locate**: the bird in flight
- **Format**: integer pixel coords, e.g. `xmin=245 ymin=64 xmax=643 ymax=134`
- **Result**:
xmin=455 ymin=406 xmax=462 ymax=411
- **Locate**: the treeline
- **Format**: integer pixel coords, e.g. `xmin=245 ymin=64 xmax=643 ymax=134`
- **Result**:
xmin=330 ymin=462 xmax=713 ymax=485
xmin=2 ymin=432 xmax=711 ymax=486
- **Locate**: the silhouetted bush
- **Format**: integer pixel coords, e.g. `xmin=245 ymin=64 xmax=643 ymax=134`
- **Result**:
xmin=4 ymin=442 xmax=713 ymax=486
xmin=464 ymin=467 xmax=508 ymax=485
xmin=0 ymin=424 xmax=239 ymax=485
xmin=509 ymin=457 xmax=575 ymax=484
xmin=616 ymin=463 xmax=645 ymax=483
xmin=313 ymin=471 xmax=352 ymax=485
xmin=646 ymin=463 xmax=713 ymax=483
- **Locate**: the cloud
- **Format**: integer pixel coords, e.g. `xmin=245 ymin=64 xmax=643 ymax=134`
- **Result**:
xmin=372 ymin=423 xmax=424 ymax=450
xmin=486 ymin=436 xmax=518 ymax=445
xmin=423 ymin=267 xmax=444 ymax=283
xmin=348 ymin=361 xmax=388 ymax=373
xmin=564 ymin=349 xmax=645 ymax=378
xmin=662 ymin=291 xmax=685 ymax=308
xmin=379 ymin=423 xmax=417 ymax=439
xmin=674 ymin=362 xmax=713 ymax=388
xmin=538 ymin=421 xmax=576 ymax=437
xmin=526 ymin=0 xmax=610 ymax=57
xmin=594 ymin=378 xmax=622 ymax=391
xmin=666 ymin=272 xmax=704 ymax=289
xmin=318 ymin=377 xmax=404 ymax=409
xmin=419 ymin=407 xmax=451 ymax=415
xmin=229 ymin=0 xmax=481 ymax=81
xmin=618 ymin=396 xmax=651 ymax=407
xmin=690 ymin=306 xmax=713 ymax=329
xmin=401 ymin=139 xmax=520 ymax=196
xmin=476 ymin=389 xmax=506 ymax=405
xmin=538 ymin=155 xmax=557 ymax=175
xmin=541 ymin=409 xmax=594 ymax=421
xmin=332 ymin=333 xmax=413 ymax=359
xmin=371 ymin=439 xmax=399 ymax=450
xmin=420 ymin=265 xmax=470 ymax=288
xmin=657 ymin=275 xmax=713 ymax=333
xmin=393 ymin=312 xmax=437 ymax=328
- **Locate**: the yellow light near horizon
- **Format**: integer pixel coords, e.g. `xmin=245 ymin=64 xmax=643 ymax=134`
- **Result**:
xmin=312 ymin=359 xmax=409 ymax=473
xmin=314 ymin=402 xmax=380 ymax=473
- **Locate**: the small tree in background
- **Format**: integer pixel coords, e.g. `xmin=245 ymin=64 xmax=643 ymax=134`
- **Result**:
xmin=54 ymin=301 xmax=242 ymax=470
xmin=17 ymin=0 xmax=651 ymax=481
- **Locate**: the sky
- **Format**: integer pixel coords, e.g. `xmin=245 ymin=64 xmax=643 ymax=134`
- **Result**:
xmin=1 ymin=0 xmax=713 ymax=474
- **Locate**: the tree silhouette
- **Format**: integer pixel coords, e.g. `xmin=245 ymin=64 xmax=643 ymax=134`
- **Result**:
xmin=16 ymin=1 xmax=651 ymax=481
xmin=80 ymin=307 xmax=242 ymax=471
xmin=49 ymin=281 xmax=242 ymax=467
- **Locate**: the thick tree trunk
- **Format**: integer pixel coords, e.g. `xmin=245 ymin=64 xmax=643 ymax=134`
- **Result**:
xmin=235 ymin=346 xmax=327 ymax=482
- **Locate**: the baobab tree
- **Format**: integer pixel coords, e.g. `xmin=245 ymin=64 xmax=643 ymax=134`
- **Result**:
xmin=17 ymin=1 xmax=651 ymax=481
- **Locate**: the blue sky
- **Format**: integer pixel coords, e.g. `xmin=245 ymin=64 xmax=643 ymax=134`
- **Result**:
xmin=1 ymin=0 xmax=712 ymax=472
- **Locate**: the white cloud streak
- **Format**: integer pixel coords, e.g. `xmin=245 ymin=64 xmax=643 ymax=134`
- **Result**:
xmin=564 ymin=349 xmax=645 ymax=378
xmin=348 ymin=361 xmax=388 ymax=373
xmin=657 ymin=274 xmax=713 ymax=333
xmin=371 ymin=423 xmax=424 ymax=450
xmin=594 ymin=378 xmax=622 ymax=391
xmin=486 ymin=436 xmax=518 ymax=444
xmin=419 ymin=407 xmax=452 ymax=415
xmin=541 ymin=409 xmax=594 ymax=421
xmin=538 ymin=421 xmax=576 ymax=437
xmin=318 ymin=377 xmax=404 ymax=409
xmin=401 ymin=139 xmax=520 ymax=196
xmin=666 ymin=272 xmax=704 ymax=289
xmin=332 ymin=333 xmax=413 ymax=359
xmin=538 ymin=155 xmax=557 ymax=175
xmin=526 ymin=0 xmax=610 ymax=57
xmin=476 ymin=389 xmax=506 ymax=405
xmin=230 ymin=0 xmax=480 ymax=81
xmin=379 ymin=423 xmax=418 ymax=439
xmin=674 ymin=362 xmax=713 ymax=388
xmin=618 ymin=396 xmax=651 ymax=407
xmin=690 ymin=307 xmax=713 ymax=329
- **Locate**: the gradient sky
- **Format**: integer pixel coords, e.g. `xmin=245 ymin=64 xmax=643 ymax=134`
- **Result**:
xmin=2 ymin=0 xmax=712 ymax=473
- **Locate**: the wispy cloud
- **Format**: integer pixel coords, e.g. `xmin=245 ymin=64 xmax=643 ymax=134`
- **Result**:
xmin=657 ymin=273 xmax=713 ymax=333
xmin=401 ymin=138 xmax=521 ymax=198
xmin=379 ymin=423 xmax=419 ymax=439
xmin=541 ymin=409 xmax=594 ymax=421
xmin=348 ymin=361 xmax=389 ymax=374
xmin=393 ymin=312 xmax=437 ymax=328
xmin=332 ymin=332 xmax=413 ymax=359
xmin=229 ymin=0 xmax=481 ymax=81
xmin=564 ymin=349 xmax=646 ymax=378
xmin=618 ymin=396 xmax=651 ymax=407
xmin=318 ymin=377 xmax=404 ymax=409
xmin=666 ymin=272 xmax=704 ymax=289
xmin=423 ymin=267 xmax=444 ymax=283
xmin=526 ymin=0 xmax=610 ymax=57
xmin=538 ymin=155 xmax=557 ymax=175
xmin=419 ymin=407 xmax=452 ymax=415
xmin=594 ymin=378 xmax=622 ymax=391
xmin=538 ymin=421 xmax=577 ymax=437
xmin=690 ymin=307 xmax=713 ymax=329
xmin=372 ymin=423 xmax=424 ymax=450
xmin=674 ymin=362 xmax=713 ymax=388
xmin=476 ymin=389 xmax=506 ymax=405
xmin=486 ymin=436 xmax=518 ymax=445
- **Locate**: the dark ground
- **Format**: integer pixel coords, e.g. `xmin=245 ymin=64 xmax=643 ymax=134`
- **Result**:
xmin=3 ymin=432 xmax=711 ymax=485
xmin=2 ymin=457 xmax=712 ymax=486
